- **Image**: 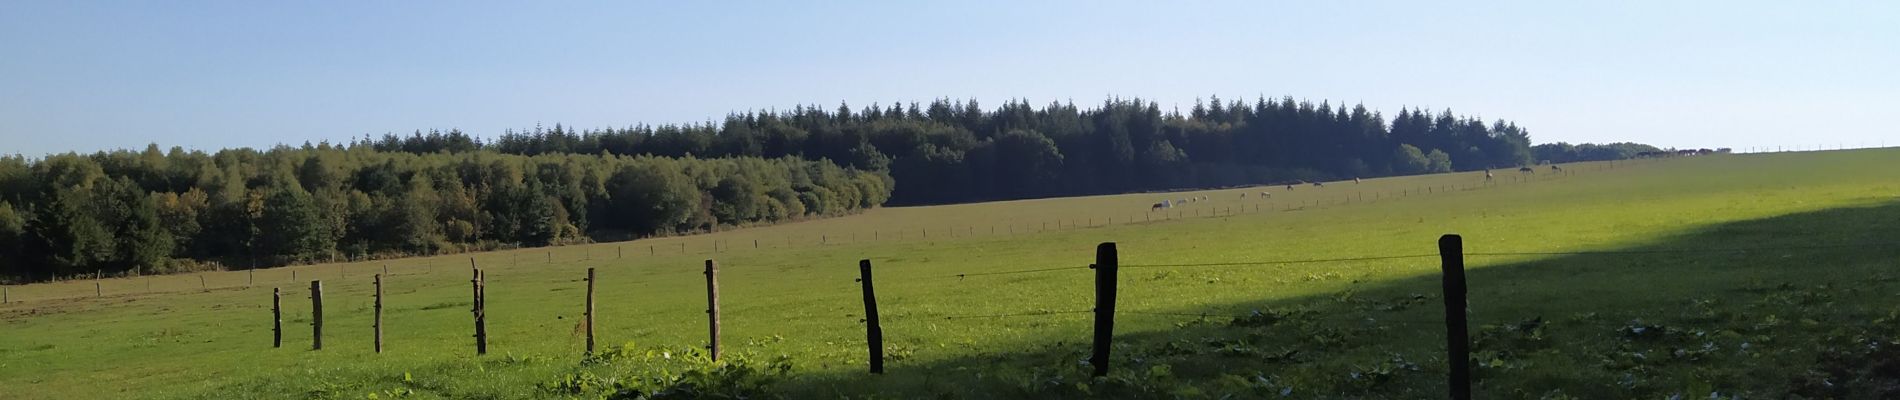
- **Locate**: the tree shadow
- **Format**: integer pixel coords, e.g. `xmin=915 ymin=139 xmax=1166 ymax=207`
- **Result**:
xmin=786 ymin=200 xmax=1900 ymax=399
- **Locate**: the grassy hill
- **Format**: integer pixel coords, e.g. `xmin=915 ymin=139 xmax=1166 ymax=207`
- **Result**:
xmin=3 ymin=148 xmax=1897 ymax=399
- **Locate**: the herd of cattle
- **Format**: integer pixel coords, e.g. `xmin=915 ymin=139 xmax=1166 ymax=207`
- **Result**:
xmin=1637 ymin=148 xmax=1730 ymax=157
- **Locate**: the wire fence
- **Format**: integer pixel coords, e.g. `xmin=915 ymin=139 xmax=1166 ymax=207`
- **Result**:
xmin=917 ymin=239 xmax=1900 ymax=334
xmin=938 ymin=310 xmax=1094 ymax=320
xmin=2 ymin=156 xmax=1667 ymax=303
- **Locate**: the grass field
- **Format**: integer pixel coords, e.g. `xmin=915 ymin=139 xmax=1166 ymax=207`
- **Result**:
xmin=3 ymin=149 xmax=1898 ymax=399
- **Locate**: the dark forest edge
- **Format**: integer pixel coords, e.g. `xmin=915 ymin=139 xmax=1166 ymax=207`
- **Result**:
xmin=0 ymin=96 xmax=1665 ymax=282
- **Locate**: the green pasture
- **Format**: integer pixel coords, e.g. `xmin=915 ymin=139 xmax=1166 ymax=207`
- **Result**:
xmin=3 ymin=149 xmax=1898 ymax=399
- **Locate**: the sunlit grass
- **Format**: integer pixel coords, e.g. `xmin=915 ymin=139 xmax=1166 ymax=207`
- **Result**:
xmin=3 ymin=148 xmax=1898 ymax=398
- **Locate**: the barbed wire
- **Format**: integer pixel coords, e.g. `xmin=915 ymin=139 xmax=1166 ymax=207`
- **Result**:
xmin=938 ymin=310 xmax=1092 ymax=320
xmin=1121 ymin=254 xmax=1437 ymax=269
xmin=1467 ymin=242 xmax=1900 ymax=257
xmin=1118 ymin=310 xmax=1442 ymax=324
xmin=946 ymin=266 xmax=1090 ymax=280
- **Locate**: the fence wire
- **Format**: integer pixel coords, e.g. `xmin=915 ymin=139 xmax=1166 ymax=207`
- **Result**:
xmin=946 ymin=266 xmax=1090 ymax=280
xmin=938 ymin=310 xmax=1093 ymax=320
xmin=1466 ymin=242 xmax=1900 ymax=257
xmin=1118 ymin=310 xmax=1442 ymax=325
xmin=1120 ymin=254 xmax=1437 ymax=269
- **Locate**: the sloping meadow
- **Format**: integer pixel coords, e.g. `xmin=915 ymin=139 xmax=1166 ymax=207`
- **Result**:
xmin=1 ymin=149 xmax=1897 ymax=398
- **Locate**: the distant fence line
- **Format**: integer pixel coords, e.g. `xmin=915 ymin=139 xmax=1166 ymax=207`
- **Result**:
xmin=2 ymin=158 xmax=1657 ymax=304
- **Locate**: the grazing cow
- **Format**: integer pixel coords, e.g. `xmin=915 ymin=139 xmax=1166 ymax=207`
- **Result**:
xmin=1550 ymin=165 xmax=1562 ymax=172
xmin=1311 ymin=182 xmax=1324 ymax=188
xmin=1285 ymin=184 xmax=1294 ymax=190
xmin=1518 ymin=166 xmax=1534 ymax=174
xmin=1354 ymin=177 xmax=1362 ymax=184
xmin=1260 ymin=191 xmax=1271 ymax=199
xmin=1484 ymin=170 xmax=1495 ymax=181
xmin=1151 ymin=201 xmax=1169 ymax=211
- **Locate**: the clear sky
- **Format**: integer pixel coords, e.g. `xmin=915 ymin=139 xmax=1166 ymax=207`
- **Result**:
xmin=3 ymin=1 xmax=1895 ymax=157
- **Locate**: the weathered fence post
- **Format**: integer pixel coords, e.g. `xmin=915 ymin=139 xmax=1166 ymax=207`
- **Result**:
xmin=310 ymin=280 xmax=324 ymax=350
xmin=1439 ymin=234 xmax=1471 ymax=400
xmin=248 ymin=269 xmax=254 ymax=286
xmin=754 ymin=239 xmax=760 ymax=249
xmin=200 ymin=275 xmax=207 ymax=291
xmin=650 ymin=245 xmax=655 ymax=255
xmin=272 ymin=287 xmax=282 ymax=348
xmin=1091 ymin=242 xmax=1119 ymax=377
xmin=585 ymin=267 xmax=597 ymax=355
xmin=3 ymin=286 xmax=8 ymax=303
xmin=704 ymin=259 xmax=721 ymax=361
xmin=472 ymin=263 xmax=487 ymax=355
xmin=857 ymin=259 xmax=884 ymax=374
xmin=291 ymin=270 xmax=297 ymax=282
xmin=95 ymin=282 xmax=101 ymax=297
xmin=374 ymin=274 xmax=384 ymax=353
xmin=547 ymin=251 xmax=552 ymax=263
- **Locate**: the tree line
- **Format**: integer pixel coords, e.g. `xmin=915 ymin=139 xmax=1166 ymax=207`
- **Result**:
xmin=1 ymin=95 xmax=1665 ymax=282
xmin=368 ymin=97 xmax=1537 ymax=204
xmin=1531 ymin=142 xmax=1665 ymax=164
xmin=0 ymin=146 xmax=888 ymax=281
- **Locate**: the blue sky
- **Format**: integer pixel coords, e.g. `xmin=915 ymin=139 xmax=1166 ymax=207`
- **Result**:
xmin=3 ymin=1 xmax=1895 ymax=157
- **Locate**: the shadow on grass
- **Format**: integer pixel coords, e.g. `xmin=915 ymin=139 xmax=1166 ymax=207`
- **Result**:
xmin=784 ymin=200 xmax=1900 ymax=399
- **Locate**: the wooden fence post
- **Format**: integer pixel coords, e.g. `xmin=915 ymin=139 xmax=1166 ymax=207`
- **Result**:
xmin=272 ymin=287 xmax=282 ymax=348
xmin=248 ymin=269 xmax=254 ymax=286
xmin=704 ymin=259 xmax=721 ymax=361
xmin=472 ymin=263 xmax=487 ymax=355
xmin=95 ymin=282 xmax=101 ymax=298
xmin=585 ymin=267 xmax=597 ymax=355
xmin=3 ymin=286 xmax=8 ymax=304
xmin=310 ymin=280 xmax=323 ymax=350
xmin=857 ymin=259 xmax=884 ymax=374
xmin=200 ymin=275 xmax=207 ymax=291
xmin=374 ymin=274 xmax=384 ymax=353
xmin=1091 ymin=242 xmax=1119 ymax=377
xmin=1439 ymin=234 xmax=1471 ymax=400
